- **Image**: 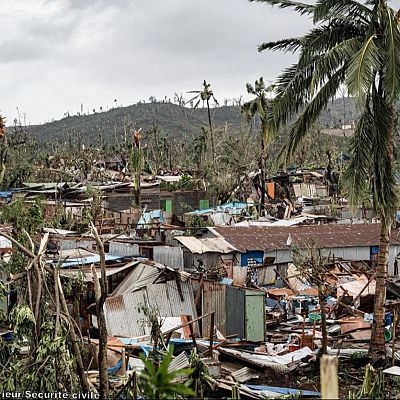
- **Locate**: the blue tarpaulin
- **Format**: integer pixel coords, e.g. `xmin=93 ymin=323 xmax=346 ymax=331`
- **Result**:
xmin=137 ymin=209 xmax=164 ymax=227
xmin=246 ymin=384 xmax=320 ymax=397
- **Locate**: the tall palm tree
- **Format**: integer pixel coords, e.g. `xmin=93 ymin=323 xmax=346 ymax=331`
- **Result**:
xmin=242 ymin=78 xmax=274 ymax=215
xmin=188 ymin=80 xmax=219 ymax=165
xmin=249 ymin=0 xmax=400 ymax=361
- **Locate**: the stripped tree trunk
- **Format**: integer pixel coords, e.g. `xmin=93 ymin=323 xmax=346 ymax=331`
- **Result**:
xmin=91 ymin=224 xmax=109 ymax=399
xmin=369 ymin=222 xmax=390 ymax=362
xmin=260 ymin=139 xmax=266 ymax=217
xmin=318 ymin=283 xmax=328 ymax=355
xmin=206 ymin=98 xmax=215 ymax=166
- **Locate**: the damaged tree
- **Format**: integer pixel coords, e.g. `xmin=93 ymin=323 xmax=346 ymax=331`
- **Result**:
xmin=252 ymin=0 xmax=400 ymax=362
xmin=242 ymin=78 xmax=274 ymax=216
xmin=130 ymin=128 xmax=144 ymax=207
xmin=91 ymin=223 xmax=109 ymax=399
xmin=187 ymin=80 xmax=219 ymax=165
xmin=292 ymin=241 xmax=329 ymax=354
xmin=0 ymin=230 xmax=90 ymax=393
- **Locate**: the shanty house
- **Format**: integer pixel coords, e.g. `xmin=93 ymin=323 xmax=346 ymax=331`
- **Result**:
xmin=199 ymin=224 xmax=400 ymax=277
xmin=173 ymin=235 xmax=238 ymax=273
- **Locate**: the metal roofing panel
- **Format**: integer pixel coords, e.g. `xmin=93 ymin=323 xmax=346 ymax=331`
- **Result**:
xmin=109 ymin=242 xmax=140 ymax=257
xmin=105 ymin=282 xmax=197 ymax=337
xmin=147 ymin=281 xmax=198 ymax=335
xmin=111 ymin=262 xmax=162 ymax=296
xmin=153 ymin=246 xmax=184 ymax=270
xmin=59 ymin=254 xmax=122 ymax=268
xmin=198 ymin=237 xmax=237 ymax=253
xmin=202 ymin=281 xmax=226 ymax=336
xmin=60 ymin=263 xmax=136 ymax=282
xmin=175 ymin=236 xmax=237 ymax=254
xmin=174 ymin=236 xmax=206 ymax=254
xmin=105 ymin=291 xmax=148 ymax=337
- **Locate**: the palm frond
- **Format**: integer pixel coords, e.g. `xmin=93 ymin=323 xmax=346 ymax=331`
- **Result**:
xmin=270 ymin=63 xmax=315 ymax=132
xmin=371 ymin=93 xmax=398 ymax=227
xmin=248 ymin=0 xmax=314 ymax=15
xmin=313 ymin=0 xmax=372 ymax=24
xmin=298 ymin=20 xmax=368 ymax=67
xmin=279 ymin=66 xmax=346 ymax=162
xmin=272 ymin=36 xmax=356 ymax=131
xmin=258 ymin=37 xmax=301 ymax=53
xmin=380 ymin=6 xmax=400 ymax=103
xmin=346 ymin=35 xmax=383 ymax=106
xmin=341 ymin=100 xmax=374 ymax=210
xmin=310 ymin=37 xmax=362 ymax=95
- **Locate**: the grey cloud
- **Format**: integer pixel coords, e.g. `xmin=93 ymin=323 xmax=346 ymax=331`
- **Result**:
xmin=2 ymin=0 xmax=311 ymax=123
xmin=64 ymin=0 xmax=132 ymax=11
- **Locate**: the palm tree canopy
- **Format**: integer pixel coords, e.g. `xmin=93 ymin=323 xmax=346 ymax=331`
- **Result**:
xmin=242 ymin=77 xmax=274 ymax=145
xmin=251 ymin=0 xmax=400 ymax=226
xmin=187 ymin=80 xmax=219 ymax=109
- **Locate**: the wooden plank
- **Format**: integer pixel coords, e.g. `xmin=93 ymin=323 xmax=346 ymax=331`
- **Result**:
xmin=320 ymin=355 xmax=339 ymax=400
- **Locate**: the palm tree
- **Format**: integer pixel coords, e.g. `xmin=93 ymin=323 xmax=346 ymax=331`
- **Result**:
xmin=250 ymin=0 xmax=400 ymax=361
xmin=242 ymin=78 xmax=274 ymax=215
xmin=187 ymin=80 xmax=219 ymax=164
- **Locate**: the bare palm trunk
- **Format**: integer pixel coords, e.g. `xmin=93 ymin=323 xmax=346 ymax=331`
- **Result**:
xmin=369 ymin=222 xmax=390 ymax=362
xmin=369 ymin=103 xmax=395 ymax=362
xmin=260 ymin=139 xmax=266 ymax=217
xmin=318 ymin=284 xmax=328 ymax=354
xmin=206 ymin=99 xmax=215 ymax=165
xmin=135 ymin=172 xmax=141 ymax=207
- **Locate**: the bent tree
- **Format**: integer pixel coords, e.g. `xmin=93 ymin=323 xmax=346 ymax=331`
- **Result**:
xmin=249 ymin=0 xmax=400 ymax=361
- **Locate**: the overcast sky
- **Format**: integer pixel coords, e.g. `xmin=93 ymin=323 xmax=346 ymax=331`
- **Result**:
xmin=1 ymin=0 xmax=399 ymax=125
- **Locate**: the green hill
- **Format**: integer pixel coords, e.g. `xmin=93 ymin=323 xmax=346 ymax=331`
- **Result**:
xmin=25 ymin=98 xmax=357 ymax=145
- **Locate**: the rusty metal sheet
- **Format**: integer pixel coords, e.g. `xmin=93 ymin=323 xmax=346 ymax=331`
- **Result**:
xmin=202 ymin=281 xmax=226 ymax=336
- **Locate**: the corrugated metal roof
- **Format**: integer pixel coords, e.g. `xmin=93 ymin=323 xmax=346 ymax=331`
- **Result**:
xmin=105 ymin=281 xmax=197 ymax=338
xmin=44 ymin=227 xmax=78 ymax=236
xmin=60 ymin=263 xmax=136 ymax=281
xmin=168 ymin=351 xmax=189 ymax=372
xmin=58 ymin=254 xmax=122 ymax=268
xmin=175 ymin=236 xmax=237 ymax=254
xmin=146 ymin=281 xmax=197 ymax=322
xmin=59 ymin=248 xmax=95 ymax=259
xmin=232 ymin=367 xmax=260 ymax=383
xmin=111 ymin=261 xmax=163 ymax=296
xmin=212 ymin=224 xmax=400 ymax=253
xmin=105 ymin=291 xmax=148 ymax=337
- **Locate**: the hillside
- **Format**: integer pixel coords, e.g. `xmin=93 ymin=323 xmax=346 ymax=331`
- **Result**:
xmin=25 ymin=98 xmax=357 ymax=145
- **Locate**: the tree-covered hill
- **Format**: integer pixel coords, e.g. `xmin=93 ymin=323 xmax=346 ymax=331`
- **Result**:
xmin=24 ymin=98 xmax=356 ymax=144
